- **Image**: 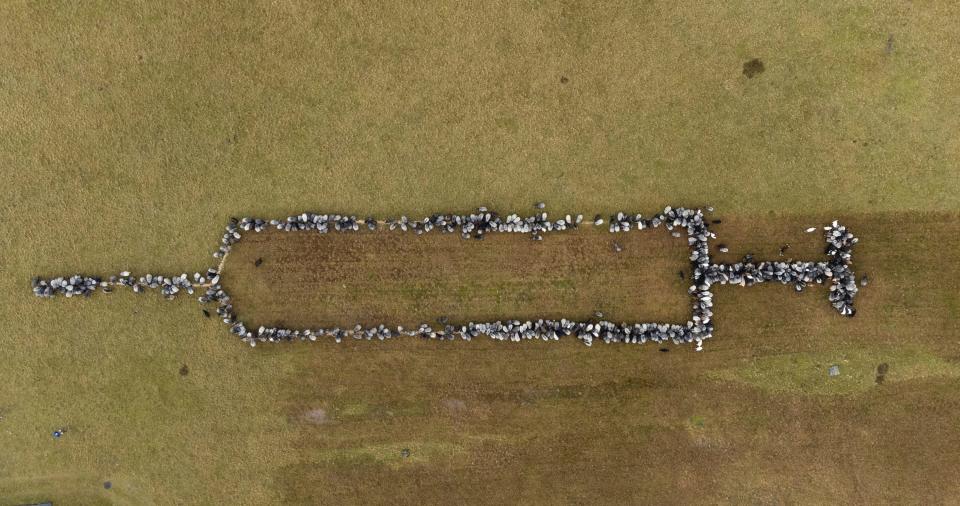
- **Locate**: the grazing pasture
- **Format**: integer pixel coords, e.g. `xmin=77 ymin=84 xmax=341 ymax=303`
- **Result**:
xmin=222 ymin=226 xmax=691 ymax=329
xmin=2 ymin=1 xmax=959 ymax=504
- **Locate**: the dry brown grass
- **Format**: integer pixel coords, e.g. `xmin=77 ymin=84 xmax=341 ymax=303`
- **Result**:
xmin=272 ymin=213 xmax=960 ymax=505
xmin=222 ymin=226 xmax=690 ymax=329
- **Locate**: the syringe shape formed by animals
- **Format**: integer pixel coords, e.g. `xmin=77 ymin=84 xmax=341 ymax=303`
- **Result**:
xmin=32 ymin=206 xmax=860 ymax=351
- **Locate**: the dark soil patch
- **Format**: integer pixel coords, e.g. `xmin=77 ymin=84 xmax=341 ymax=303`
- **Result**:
xmin=743 ymin=58 xmax=765 ymax=78
xmin=876 ymin=362 xmax=889 ymax=384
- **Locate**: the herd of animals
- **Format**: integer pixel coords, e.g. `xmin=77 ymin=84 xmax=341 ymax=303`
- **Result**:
xmin=31 ymin=205 xmax=861 ymax=351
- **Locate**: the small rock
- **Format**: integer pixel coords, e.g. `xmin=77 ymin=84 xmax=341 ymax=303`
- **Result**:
xmin=304 ymin=408 xmax=328 ymax=424
xmin=104 ymin=481 xmax=112 ymax=490
xmin=442 ymin=398 xmax=467 ymax=414
xmin=400 ymin=448 xmax=411 ymax=458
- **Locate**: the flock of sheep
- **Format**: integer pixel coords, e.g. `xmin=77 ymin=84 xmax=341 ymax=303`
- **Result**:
xmin=31 ymin=206 xmax=860 ymax=351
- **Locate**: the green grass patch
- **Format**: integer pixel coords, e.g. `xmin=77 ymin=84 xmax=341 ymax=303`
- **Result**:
xmin=333 ymin=400 xmax=430 ymax=421
xmin=316 ymin=441 xmax=465 ymax=469
xmin=710 ymin=347 xmax=960 ymax=396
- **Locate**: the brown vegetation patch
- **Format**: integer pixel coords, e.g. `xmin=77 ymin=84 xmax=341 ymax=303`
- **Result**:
xmin=221 ymin=227 xmax=691 ymax=329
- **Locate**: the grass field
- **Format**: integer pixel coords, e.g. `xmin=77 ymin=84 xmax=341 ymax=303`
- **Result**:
xmin=222 ymin=226 xmax=692 ymax=328
xmin=2 ymin=1 xmax=959 ymax=504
